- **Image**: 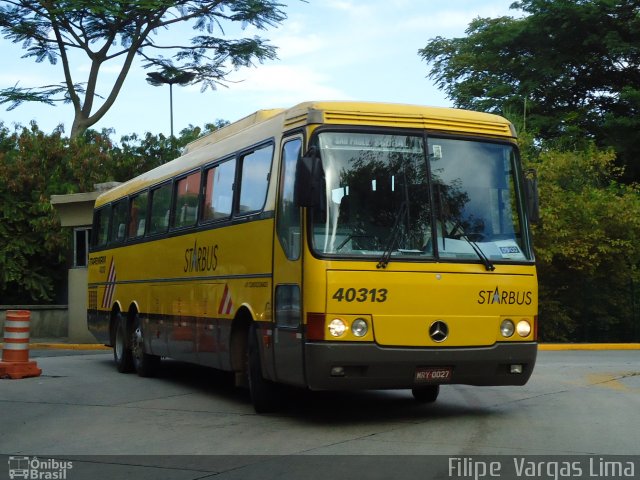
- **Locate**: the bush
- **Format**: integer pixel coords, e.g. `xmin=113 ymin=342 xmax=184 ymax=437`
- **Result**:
xmin=526 ymin=145 xmax=640 ymax=341
xmin=0 ymin=121 xmax=225 ymax=303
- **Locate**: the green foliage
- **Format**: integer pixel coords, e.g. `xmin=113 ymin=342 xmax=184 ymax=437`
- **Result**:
xmin=0 ymin=123 xmax=88 ymax=303
xmin=421 ymin=0 xmax=640 ymax=341
xmin=0 ymin=0 xmax=287 ymax=137
xmin=522 ymin=143 xmax=640 ymax=341
xmin=0 ymin=120 xmax=226 ymax=304
xmin=420 ymin=0 xmax=640 ymax=182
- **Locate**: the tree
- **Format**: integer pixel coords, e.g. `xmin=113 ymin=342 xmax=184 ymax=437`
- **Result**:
xmin=0 ymin=122 xmax=110 ymax=302
xmin=0 ymin=120 xmax=228 ymax=303
xmin=419 ymin=0 xmax=640 ymax=182
xmin=0 ymin=1 xmax=287 ymax=138
xmin=523 ymin=143 xmax=640 ymax=342
xmin=108 ymin=120 xmax=229 ymax=180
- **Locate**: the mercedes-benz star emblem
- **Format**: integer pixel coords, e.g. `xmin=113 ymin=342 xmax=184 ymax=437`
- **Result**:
xmin=429 ymin=320 xmax=449 ymax=343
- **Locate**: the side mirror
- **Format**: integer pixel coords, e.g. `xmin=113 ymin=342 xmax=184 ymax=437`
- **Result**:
xmin=524 ymin=168 xmax=540 ymax=224
xmin=294 ymin=146 xmax=323 ymax=208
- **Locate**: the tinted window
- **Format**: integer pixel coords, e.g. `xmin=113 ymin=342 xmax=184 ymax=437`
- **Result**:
xmin=238 ymin=144 xmax=273 ymax=214
xmin=276 ymin=138 xmax=302 ymax=260
xmin=110 ymin=200 xmax=128 ymax=244
xmin=148 ymin=183 xmax=172 ymax=235
xmin=174 ymin=171 xmax=201 ymax=228
xmin=128 ymin=191 xmax=148 ymax=239
xmin=202 ymin=159 xmax=236 ymax=221
xmin=429 ymin=138 xmax=530 ymax=261
xmin=93 ymin=207 xmax=110 ymax=247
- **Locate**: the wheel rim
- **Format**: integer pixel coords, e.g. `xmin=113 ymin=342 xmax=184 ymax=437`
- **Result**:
xmin=115 ymin=323 xmax=124 ymax=360
xmin=132 ymin=326 xmax=143 ymax=362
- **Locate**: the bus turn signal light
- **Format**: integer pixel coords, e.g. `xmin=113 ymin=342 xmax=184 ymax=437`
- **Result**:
xmin=306 ymin=313 xmax=326 ymax=341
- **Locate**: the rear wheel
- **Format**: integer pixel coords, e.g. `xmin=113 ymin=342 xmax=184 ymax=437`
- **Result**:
xmin=247 ymin=323 xmax=280 ymax=413
xmin=412 ymin=385 xmax=440 ymax=403
xmin=113 ymin=313 xmax=133 ymax=373
xmin=131 ymin=314 xmax=160 ymax=377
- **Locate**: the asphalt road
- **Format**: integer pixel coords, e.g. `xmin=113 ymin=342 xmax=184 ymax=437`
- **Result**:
xmin=0 ymin=349 xmax=638 ymax=479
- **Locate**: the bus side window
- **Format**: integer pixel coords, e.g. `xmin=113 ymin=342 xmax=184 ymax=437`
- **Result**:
xmin=202 ymin=158 xmax=236 ymax=222
xmin=238 ymin=144 xmax=273 ymax=214
xmin=128 ymin=191 xmax=148 ymax=239
xmin=148 ymin=182 xmax=172 ymax=235
xmin=92 ymin=207 xmax=110 ymax=248
xmin=276 ymin=138 xmax=302 ymax=260
xmin=110 ymin=199 xmax=128 ymax=244
xmin=173 ymin=170 xmax=201 ymax=229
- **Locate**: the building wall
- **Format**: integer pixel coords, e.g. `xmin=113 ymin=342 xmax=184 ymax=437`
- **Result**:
xmin=0 ymin=306 xmax=68 ymax=339
xmin=68 ymin=268 xmax=97 ymax=343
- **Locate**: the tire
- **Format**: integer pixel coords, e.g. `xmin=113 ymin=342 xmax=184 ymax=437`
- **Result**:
xmin=247 ymin=323 xmax=279 ymax=413
xmin=113 ymin=313 xmax=133 ymax=373
xmin=131 ymin=314 xmax=160 ymax=377
xmin=412 ymin=385 xmax=440 ymax=403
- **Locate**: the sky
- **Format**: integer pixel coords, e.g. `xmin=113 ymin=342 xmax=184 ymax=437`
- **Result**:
xmin=0 ymin=0 xmax=520 ymax=138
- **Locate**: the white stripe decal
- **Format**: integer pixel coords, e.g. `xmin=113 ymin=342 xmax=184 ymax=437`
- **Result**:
xmin=3 ymin=332 xmax=30 ymax=340
xmin=4 ymin=321 xmax=30 ymax=329
xmin=102 ymin=258 xmax=117 ymax=309
xmin=218 ymin=284 xmax=234 ymax=315
xmin=2 ymin=343 xmax=29 ymax=350
xmin=218 ymin=285 xmax=228 ymax=314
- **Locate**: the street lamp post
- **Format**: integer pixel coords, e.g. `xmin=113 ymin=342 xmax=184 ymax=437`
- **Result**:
xmin=146 ymin=69 xmax=196 ymax=137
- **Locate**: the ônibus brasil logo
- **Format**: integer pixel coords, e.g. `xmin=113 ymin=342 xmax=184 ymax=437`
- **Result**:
xmin=8 ymin=456 xmax=73 ymax=480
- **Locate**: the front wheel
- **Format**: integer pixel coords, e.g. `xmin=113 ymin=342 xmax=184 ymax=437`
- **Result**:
xmin=412 ymin=385 xmax=440 ymax=403
xmin=247 ymin=324 xmax=280 ymax=413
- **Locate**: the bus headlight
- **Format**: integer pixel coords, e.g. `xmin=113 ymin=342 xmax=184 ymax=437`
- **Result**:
xmin=500 ymin=319 xmax=515 ymax=338
xmin=351 ymin=318 xmax=369 ymax=337
xmin=328 ymin=318 xmax=347 ymax=337
xmin=516 ymin=320 xmax=531 ymax=337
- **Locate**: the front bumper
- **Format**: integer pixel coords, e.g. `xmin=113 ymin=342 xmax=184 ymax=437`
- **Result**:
xmin=304 ymin=341 xmax=537 ymax=390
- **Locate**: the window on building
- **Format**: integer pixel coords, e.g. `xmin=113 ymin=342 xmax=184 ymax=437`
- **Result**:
xmin=74 ymin=228 xmax=90 ymax=267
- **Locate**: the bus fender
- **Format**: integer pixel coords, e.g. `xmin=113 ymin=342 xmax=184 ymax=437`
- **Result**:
xmin=239 ymin=302 xmax=276 ymax=382
xmin=230 ymin=305 xmax=276 ymax=386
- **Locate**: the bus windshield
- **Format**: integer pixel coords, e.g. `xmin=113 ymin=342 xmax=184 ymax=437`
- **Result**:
xmin=311 ymin=131 xmax=532 ymax=264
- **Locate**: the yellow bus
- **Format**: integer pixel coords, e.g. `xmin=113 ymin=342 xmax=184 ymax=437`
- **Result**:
xmin=88 ymin=101 xmax=539 ymax=412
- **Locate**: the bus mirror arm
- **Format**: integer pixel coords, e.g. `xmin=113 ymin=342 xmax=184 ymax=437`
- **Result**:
xmin=524 ymin=168 xmax=540 ymax=224
xmin=294 ymin=146 xmax=323 ymax=208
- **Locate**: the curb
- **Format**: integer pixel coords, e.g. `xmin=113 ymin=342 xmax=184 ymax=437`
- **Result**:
xmin=1 ymin=342 xmax=110 ymax=351
xmin=538 ymin=343 xmax=640 ymax=351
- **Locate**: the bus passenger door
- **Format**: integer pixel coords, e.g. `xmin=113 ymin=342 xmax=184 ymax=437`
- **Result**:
xmin=272 ymin=136 xmax=305 ymax=386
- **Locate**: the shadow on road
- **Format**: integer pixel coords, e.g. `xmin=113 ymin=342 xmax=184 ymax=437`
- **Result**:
xmin=103 ymin=356 xmax=499 ymax=424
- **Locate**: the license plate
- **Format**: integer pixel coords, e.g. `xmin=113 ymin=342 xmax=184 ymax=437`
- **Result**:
xmin=414 ymin=366 xmax=453 ymax=383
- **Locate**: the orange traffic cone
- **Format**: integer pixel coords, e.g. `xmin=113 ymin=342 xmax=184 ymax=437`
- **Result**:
xmin=0 ymin=310 xmax=42 ymax=379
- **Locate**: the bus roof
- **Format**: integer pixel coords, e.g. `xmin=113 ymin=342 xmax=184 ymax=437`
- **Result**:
xmin=95 ymin=101 xmax=515 ymax=207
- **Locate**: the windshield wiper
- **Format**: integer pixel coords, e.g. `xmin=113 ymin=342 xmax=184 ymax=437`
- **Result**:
xmin=441 ymin=218 xmax=495 ymax=271
xmin=377 ymin=202 xmax=408 ymax=269
xmin=460 ymin=232 xmax=495 ymax=272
